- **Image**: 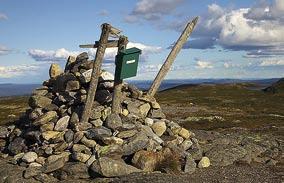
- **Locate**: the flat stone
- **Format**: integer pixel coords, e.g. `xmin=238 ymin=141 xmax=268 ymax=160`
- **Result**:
xmin=86 ymin=155 xmax=96 ymax=167
xmin=40 ymin=122 xmax=55 ymax=132
xmin=33 ymin=111 xmax=58 ymax=126
xmin=43 ymin=157 xmax=66 ymax=173
xmin=117 ymin=130 xmax=138 ymax=139
xmin=75 ymin=122 xmax=92 ymax=131
xmin=90 ymin=157 xmax=141 ymax=177
xmin=167 ymin=121 xmax=182 ymax=135
xmin=54 ymin=116 xmax=70 ymax=131
xmin=49 ymin=63 xmax=62 ymax=78
xmin=181 ymin=139 xmax=193 ymax=151
xmin=72 ymin=144 xmax=92 ymax=155
xmin=54 ymin=141 xmax=68 ymax=153
xmin=123 ymin=132 xmax=149 ymax=156
xmin=61 ymin=162 xmax=90 ymax=179
xmin=86 ymin=127 xmax=112 ymax=141
xmin=148 ymin=109 xmax=166 ymax=119
xmin=46 ymin=152 xmax=70 ymax=164
xmin=22 ymin=152 xmax=38 ymax=163
xmin=80 ymin=136 xmax=97 ymax=148
xmin=198 ymin=157 xmax=210 ymax=168
xmin=72 ymin=152 xmax=91 ymax=163
xmin=141 ymin=125 xmax=164 ymax=144
xmin=179 ymin=128 xmax=191 ymax=139
xmin=90 ymin=119 xmax=103 ymax=127
xmin=97 ymin=144 xmax=123 ymax=158
xmin=29 ymin=162 xmax=43 ymax=168
xmin=42 ymin=131 xmax=64 ymax=141
xmin=138 ymin=103 xmax=151 ymax=117
xmin=151 ymin=121 xmax=166 ymax=137
xmin=105 ymin=113 xmax=122 ymax=130
xmin=29 ymin=95 xmax=52 ymax=109
xmin=184 ymin=154 xmax=196 ymax=174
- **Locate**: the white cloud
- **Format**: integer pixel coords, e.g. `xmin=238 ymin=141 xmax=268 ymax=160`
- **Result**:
xmin=260 ymin=60 xmax=284 ymax=66
xmin=0 ymin=45 xmax=11 ymax=55
xmin=0 ymin=13 xmax=8 ymax=20
xmin=126 ymin=0 xmax=184 ymax=23
xmin=29 ymin=42 xmax=162 ymax=62
xmin=98 ymin=10 xmax=109 ymax=16
xmin=0 ymin=64 xmax=40 ymax=78
xmin=223 ymin=62 xmax=230 ymax=68
xmin=177 ymin=1 xmax=284 ymax=57
xmin=28 ymin=48 xmax=79 ymax=62
xmin=195 ymin=60 xmax=213 ymax=69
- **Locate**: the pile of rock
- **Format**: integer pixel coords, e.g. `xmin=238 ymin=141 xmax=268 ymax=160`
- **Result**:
xmin=0 ymin=52 xmax=209 ymax=180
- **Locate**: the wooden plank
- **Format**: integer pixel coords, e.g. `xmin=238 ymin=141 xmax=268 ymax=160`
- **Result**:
xmin=147 ymin=17 xmax=199 ymax=97
xmin=80 ymin=23 xmax=112 ymax=123
xmin=79 ymin=40 xmax=119 ymax=48
xmin=111 ymin=36 xmax=128 ymax=114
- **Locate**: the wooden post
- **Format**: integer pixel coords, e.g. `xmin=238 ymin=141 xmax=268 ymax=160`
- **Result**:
xmin=80 ymin=23 xmax=112 ymax=123
xmin=112 ymin=36 xmax=128 ymax=114
xmin=147 ymin=17 xmax=199 ymax=96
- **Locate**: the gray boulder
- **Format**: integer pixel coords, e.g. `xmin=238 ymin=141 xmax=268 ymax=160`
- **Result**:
xmin=90 ymin=157 xmax=141 ymax=177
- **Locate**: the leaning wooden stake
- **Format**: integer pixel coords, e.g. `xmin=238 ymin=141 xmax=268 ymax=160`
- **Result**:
xmin=147 ymin=17 xmax=199 ymax=96
xmin=112 ymin=36 xmax=128 ymax=114
xmin=81 ymin=23 xmax=112 ymax=123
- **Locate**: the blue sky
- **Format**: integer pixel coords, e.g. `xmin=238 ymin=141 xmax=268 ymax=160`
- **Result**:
xmin=0 ymin=0 xmax=283 ymax=83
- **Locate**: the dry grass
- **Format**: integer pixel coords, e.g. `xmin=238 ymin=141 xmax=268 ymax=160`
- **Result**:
xmin=156 ymin=83 xmax=284 ymax=134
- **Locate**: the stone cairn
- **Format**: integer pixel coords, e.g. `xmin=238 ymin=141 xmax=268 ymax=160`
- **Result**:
xmin=0 ymin=52 xmax=209 ymax=179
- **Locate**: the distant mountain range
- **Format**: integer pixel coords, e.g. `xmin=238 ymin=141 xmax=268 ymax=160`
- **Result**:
xmin=0 ymin=78 xmax=280 ymax=97
xmin=0 ymin=84 xmax=40 ymax=97
xmin=263 ymin=78 xmax=284 ymax=93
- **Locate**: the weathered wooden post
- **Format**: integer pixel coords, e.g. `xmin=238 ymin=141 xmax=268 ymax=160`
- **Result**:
xmin=80 ymin=23 xmax=112 ymax=123
xmin=147 ymin=17 xmax=199 ymax=96
xmin=112 ymin=36 xmax=128 ymax=114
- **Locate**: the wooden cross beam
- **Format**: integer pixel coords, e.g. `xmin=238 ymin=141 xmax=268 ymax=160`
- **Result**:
xmin=79 ymin=40 xmax=119 ymax=48
xmin=147 ymin=17 xmax=199 ymax=96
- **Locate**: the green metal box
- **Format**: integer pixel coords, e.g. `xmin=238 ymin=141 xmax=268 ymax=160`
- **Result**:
xmin=115 ymin=47 xmax=142 ymax=80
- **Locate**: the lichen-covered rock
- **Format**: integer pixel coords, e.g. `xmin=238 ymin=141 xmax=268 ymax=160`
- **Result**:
xmin=198 ymin=157 xmax=210 ymax=168
xmin=49 ymin=63 xmax=62 ymax=79
xmin=90 ymin=157 xmax=141 ymax=177
xmin=22 ymin=152 xmax=38 ymax=163
xmin=151 ymin=121 xmax=166 ymax=137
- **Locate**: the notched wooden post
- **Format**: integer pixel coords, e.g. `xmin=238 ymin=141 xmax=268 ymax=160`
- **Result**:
xmin=147 ymin=17 xmax=199 ymax=96
xmin=80 ymin=23 xmax=112 ymax=123
xmin=112 ymin=36 xmax=128 ymax=114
